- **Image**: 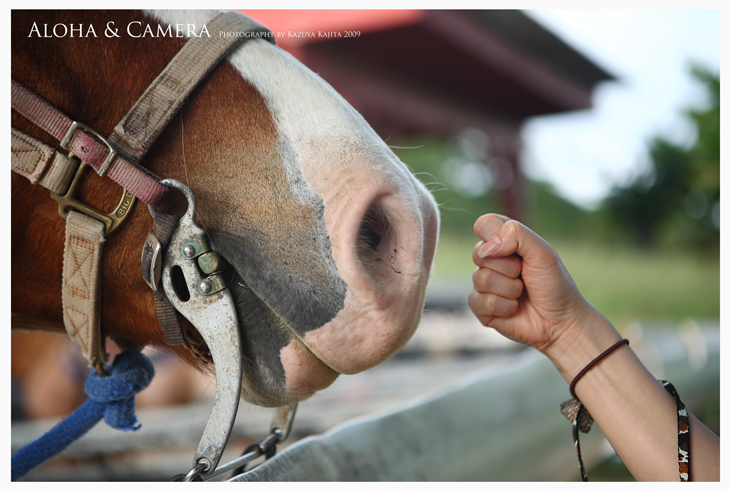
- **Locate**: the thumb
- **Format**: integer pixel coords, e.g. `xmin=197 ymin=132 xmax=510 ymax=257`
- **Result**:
xmin=477 ymin=219 xmax=552 ymax=265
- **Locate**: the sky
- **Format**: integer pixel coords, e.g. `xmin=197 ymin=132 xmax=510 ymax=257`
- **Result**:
xmin=518 ymin=9 xmax=721 ymax=209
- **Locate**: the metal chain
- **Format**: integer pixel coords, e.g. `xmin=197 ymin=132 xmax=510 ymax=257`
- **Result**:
xmin=172 ymin=403 xmax=297 ymax=482
xmin=206 ymin=428 xmax=284 ymax=480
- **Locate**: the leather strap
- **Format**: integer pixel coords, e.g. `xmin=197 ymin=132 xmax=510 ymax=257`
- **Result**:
xmin=62 ymin=211 xmax=107 ymax=370
xmin=561 ymin=379 xmax=691 ymax=481
xmin=663 ymin=380 xmax=691 ymax=481
xmin=11 ymin=11 xmax=274 ymax=206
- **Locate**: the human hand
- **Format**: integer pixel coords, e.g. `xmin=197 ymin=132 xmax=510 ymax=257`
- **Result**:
xmin=468 ymin=214 xmax=602 ymax=357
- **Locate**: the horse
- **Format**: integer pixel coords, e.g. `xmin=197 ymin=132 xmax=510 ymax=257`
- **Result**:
xmin=11 ymin=9 xmax=439 ymax=413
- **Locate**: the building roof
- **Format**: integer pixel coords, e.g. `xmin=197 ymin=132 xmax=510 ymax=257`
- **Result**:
xmin=244 ymin=9 xmax=614 ymax=137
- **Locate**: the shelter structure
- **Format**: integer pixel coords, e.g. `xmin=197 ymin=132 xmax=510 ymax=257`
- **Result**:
xmin=243 ymin=10 xmax=614 ymax=220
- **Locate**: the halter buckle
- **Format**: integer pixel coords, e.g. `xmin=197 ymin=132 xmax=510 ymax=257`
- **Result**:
xmin=50 ymin=160 xmax=136 ymax=236
xmin=60 ymin=121 xmax=116 ymax=176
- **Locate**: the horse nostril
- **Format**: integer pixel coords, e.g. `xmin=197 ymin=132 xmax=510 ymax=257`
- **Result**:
xmin=357 ymin=205 xmax=392 ymax=254
xmin=359 ymin=218 xmax=380 ymax=252
xmin=354 ymin=202 xmax=404 ymax=280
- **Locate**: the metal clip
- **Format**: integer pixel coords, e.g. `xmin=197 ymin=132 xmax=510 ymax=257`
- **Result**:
xmin=181 ymin=461 xmax=208 ymax=482
xmin=156 ymin=179 xmax=242 ymax=477
xmin=50 ymin=160 xmax=136 ymax=236
xmin=198 ymin=251 xmax=229 ymax=275
xmin=182 ymin=235 xmax=211 ymax=259
xmin=142 ymin=234 xmax=163 ymax=291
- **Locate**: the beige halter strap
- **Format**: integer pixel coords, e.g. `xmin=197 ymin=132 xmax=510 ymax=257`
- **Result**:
xmin=10 ymin=128 xmax=78 ymax=195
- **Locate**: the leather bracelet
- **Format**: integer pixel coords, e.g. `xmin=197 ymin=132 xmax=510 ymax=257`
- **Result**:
xmin=569 ymin=338 xmax=629 ymax=399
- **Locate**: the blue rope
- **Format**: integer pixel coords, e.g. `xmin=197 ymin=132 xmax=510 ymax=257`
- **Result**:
xmin=11 ymin=349 xmax=155 ymax=481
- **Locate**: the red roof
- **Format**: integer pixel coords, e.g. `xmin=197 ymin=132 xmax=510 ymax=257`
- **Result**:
xmin=236 ymin=10 xmax=613 ymax=221
xmin=242 ymin=10 xmax=425 ymax=49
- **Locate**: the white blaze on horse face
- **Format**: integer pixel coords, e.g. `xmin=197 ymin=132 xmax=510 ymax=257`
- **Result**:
xmin=150 ymin=10 xmax=439 ymax=392
xmin=227 ymin=39 xmax=440 ymax=376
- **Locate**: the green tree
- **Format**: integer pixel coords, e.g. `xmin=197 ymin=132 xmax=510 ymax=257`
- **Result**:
xmin=605 ymin=64 xmax=719 ymax=250
xmin=682 ymin=65 xmax=720 ymax=249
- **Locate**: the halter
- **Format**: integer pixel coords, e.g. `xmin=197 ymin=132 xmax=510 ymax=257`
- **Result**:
xmin=11 ymin=11 xmax=295 ymax=480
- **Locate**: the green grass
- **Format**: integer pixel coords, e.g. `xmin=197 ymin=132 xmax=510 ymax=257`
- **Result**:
xmin=553 ymin=239 xmax=720 ymax=324
xmin=430 ymin=234 xmax=720 ymax=325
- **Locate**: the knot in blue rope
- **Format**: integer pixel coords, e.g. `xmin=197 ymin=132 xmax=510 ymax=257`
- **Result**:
xmin=11 ymin=349 xmax=155 ymax=481
xmin=85 ymin=350 xmax=155 ymax=430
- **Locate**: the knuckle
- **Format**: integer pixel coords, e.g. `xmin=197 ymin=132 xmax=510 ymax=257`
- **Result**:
xmin=468 ymin=290 xmax=497 ymax=316
xmin=483 ymin=293 xmax=497 ymax=312
xmin=467 ymin=290 xmax=482 ymax=313
xmin=473 ymin=268 xmax=492 ymax=289
xmin=474 ymin=213 xmax=501 ymax=239
xmin=503 ymin=219 xmax=523 ymax=237
xmin=472 ymin=242 xmax=484 ymax=263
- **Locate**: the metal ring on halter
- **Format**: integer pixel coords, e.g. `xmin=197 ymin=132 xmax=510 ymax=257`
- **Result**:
xmin=184 ymin=460 xmax=210 ymax=482
xmin=51 ymin=160 xmax=136 ymax=237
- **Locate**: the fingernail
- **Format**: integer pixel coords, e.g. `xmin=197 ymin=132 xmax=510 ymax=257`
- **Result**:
xmin=477 ymin=237 xmax=501 ymax=258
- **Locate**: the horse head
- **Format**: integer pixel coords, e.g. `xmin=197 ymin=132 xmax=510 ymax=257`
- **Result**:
xmin=11 ymin=10 xmax=439 ymax=408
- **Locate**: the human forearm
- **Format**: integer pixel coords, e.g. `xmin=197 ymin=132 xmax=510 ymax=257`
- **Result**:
xmin=547 ymin=309 xmax=720 ymax=481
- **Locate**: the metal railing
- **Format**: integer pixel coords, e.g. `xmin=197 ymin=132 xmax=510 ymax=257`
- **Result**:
xmin=230 ymin=321 xmax=719 ymax=481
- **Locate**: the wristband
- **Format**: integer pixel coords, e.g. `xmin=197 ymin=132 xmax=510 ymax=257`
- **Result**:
xmin=569 ymin=338 xmax=629 ymax=399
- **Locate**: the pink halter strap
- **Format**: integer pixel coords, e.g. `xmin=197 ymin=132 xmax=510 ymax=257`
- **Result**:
xmin=11 ymin=79 xmax=167 ymax=206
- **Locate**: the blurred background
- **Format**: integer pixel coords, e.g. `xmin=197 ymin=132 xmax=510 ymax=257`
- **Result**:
xmin=12 ymin=9 xmax=720 ymax=481
xmin=236 ymin=9 xmax=720 ymax=323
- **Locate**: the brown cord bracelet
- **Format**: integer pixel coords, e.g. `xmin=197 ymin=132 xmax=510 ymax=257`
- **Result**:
xmin=560 ymin=338 xmax=691 ymax=481
xmin=569 ymin=338 xmax=630 ymax=399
